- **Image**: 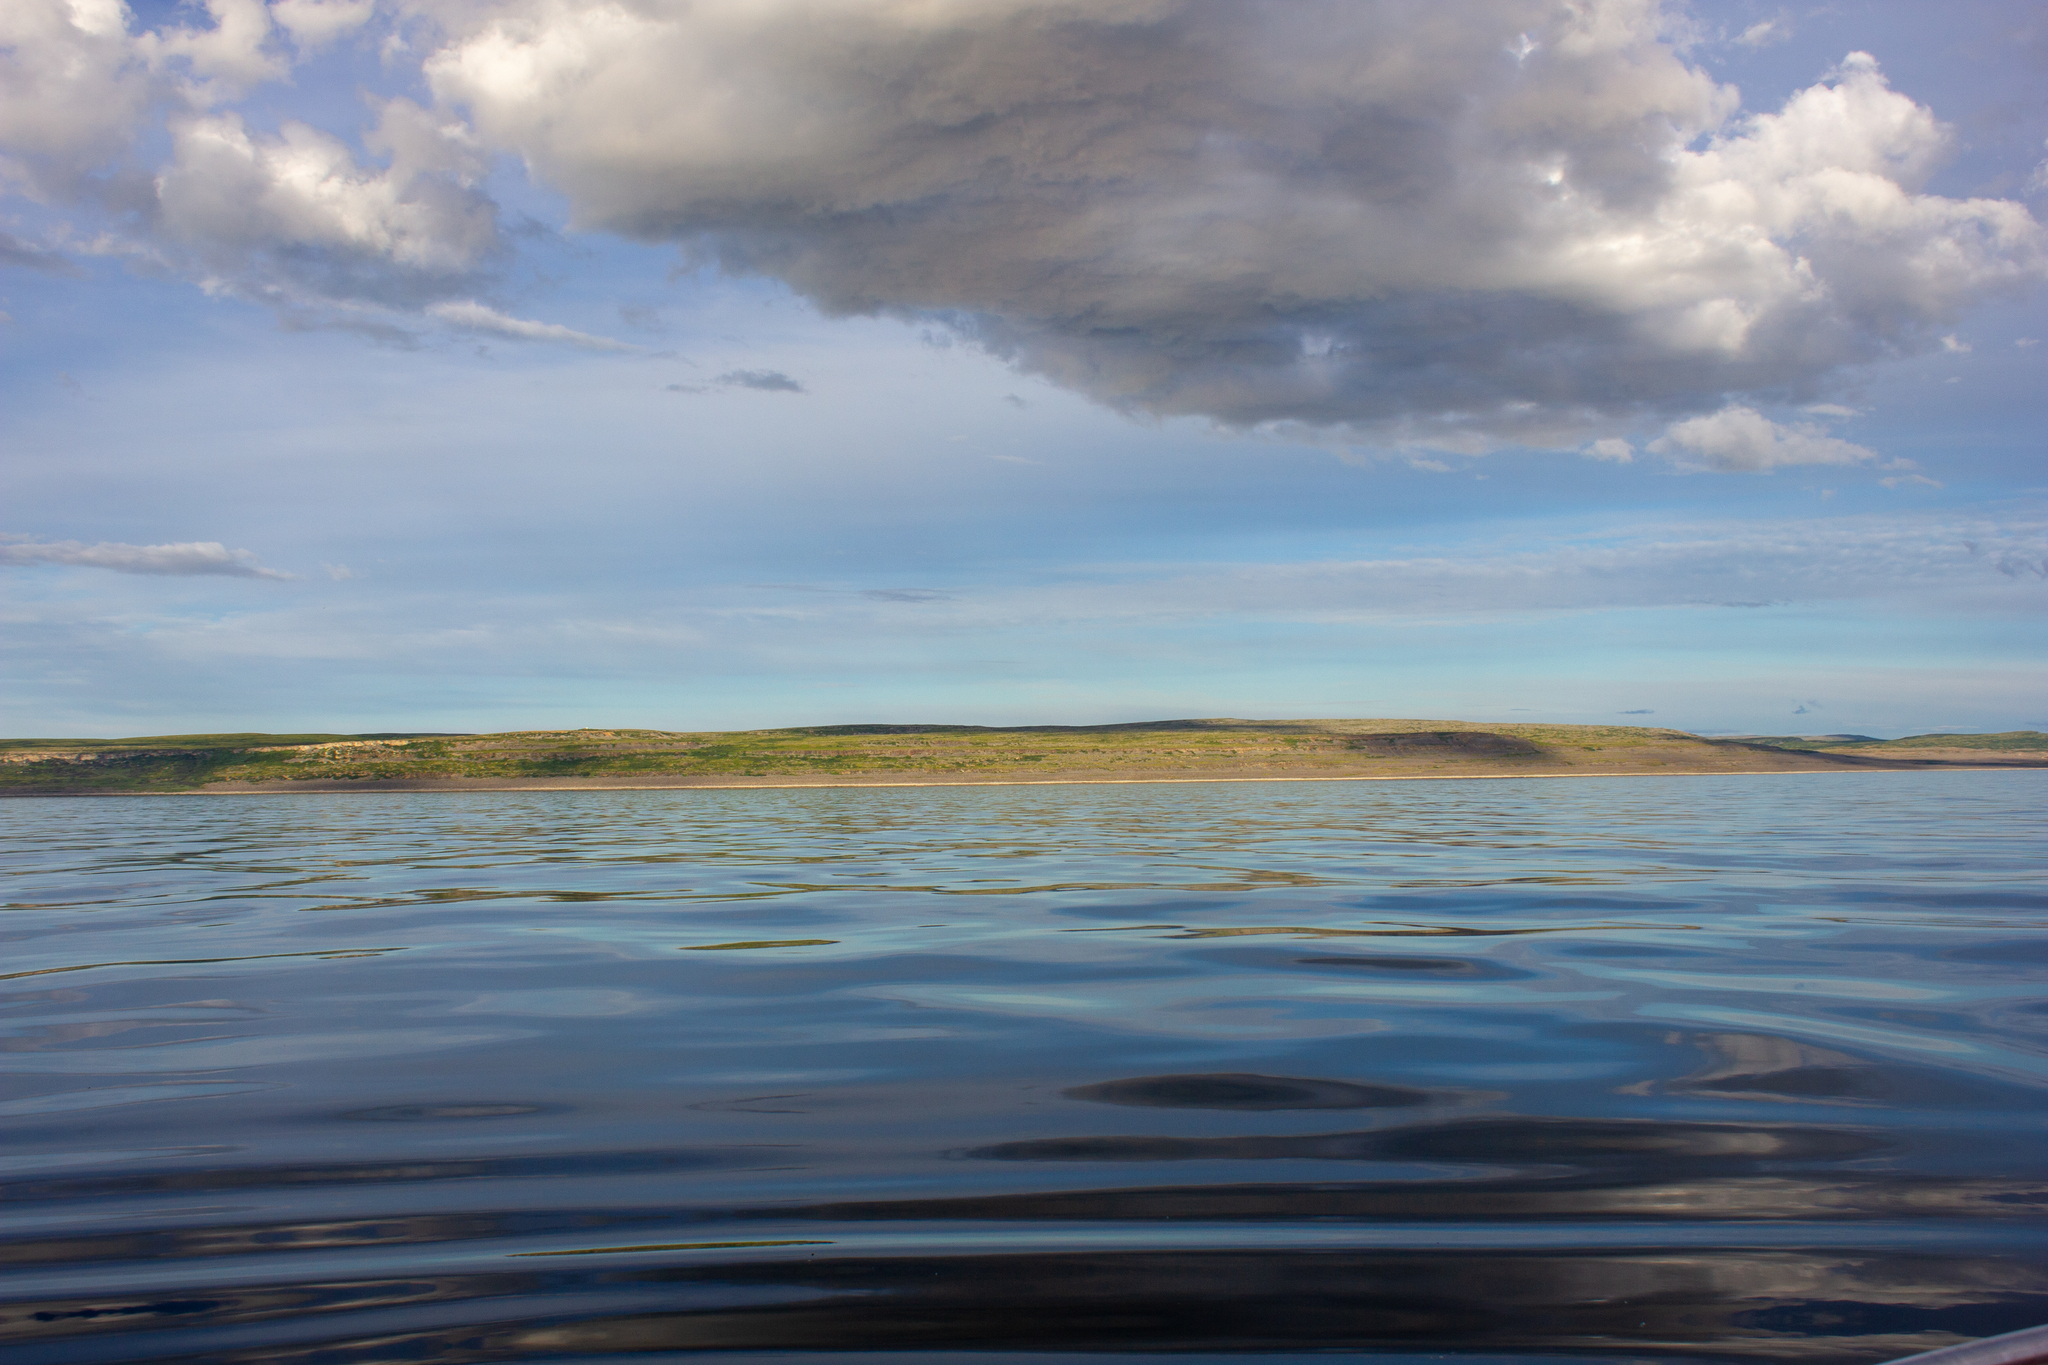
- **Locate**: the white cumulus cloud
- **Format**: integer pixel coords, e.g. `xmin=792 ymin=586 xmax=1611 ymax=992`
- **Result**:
xmin=153 ymin=99 xmax=501 ymax=305
xmin=0 ymin=0 xmax=152 ymax=198
xmin=269 ymin=0 xmax=376 ymax=50
xmin=132 ymin=0 xmax=290 ymax=97
xmin=420 ymin=2 xmax=2044 ymax=446
xmin=1 ymin=0 xmax=499 ymax=310
xmin=3 ymin=0 xmax=2044 ymax=449
xmin=1647 ymin=406 xmax=1877 ymax=472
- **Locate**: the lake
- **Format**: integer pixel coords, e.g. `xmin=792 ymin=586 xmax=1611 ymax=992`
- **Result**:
xmin=4 ymin=772 xmax=2045 ymax=1364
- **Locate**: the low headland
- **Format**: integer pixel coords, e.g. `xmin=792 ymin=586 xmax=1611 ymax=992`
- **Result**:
xmin=3 ymin=719 xmax=2043 ymax=796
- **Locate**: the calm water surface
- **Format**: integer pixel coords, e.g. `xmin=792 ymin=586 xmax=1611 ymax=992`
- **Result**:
xmin=3 ymin=773 xmax=2046 ymax=1364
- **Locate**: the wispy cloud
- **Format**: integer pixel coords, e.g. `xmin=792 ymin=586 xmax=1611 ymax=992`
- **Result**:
xmin=0 ymin=231 xmax=79 ymax=275
xmin=906 ymin=513 xmax=2048 ymax=627
xmin=8 ymin=511 xmax=2040 ymax=736
xmin=0 ymin=539 xmax=292 ymax=579
xmin=666 ymin=369 xmax=808 ymax=395
xmin=750 ymin=584 xmax=950 ymax=602
xmin=427 ymin=300 xmax=632 ymax=351
xmin=1734 ymin=16 xmax=1791 ymax=48
xmin=717 ymin=369 xmax=805 ymax=393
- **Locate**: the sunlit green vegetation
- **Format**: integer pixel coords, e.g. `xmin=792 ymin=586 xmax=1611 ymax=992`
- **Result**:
xmin=2 ymin=720 xmax=2036 ymax=795
xmin=1742 ymin=731 xmax=2047 ymax=753
xmin=1859 ymin=732 xmax=2048 ymax=751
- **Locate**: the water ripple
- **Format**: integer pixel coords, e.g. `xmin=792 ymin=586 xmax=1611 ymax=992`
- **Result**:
xmin=2 ymin=771 xmax=2044 ymax=1363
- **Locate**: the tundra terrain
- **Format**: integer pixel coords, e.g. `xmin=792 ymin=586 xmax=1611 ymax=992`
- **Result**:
xmin=4 ymin=721 xmax=2042 ymax=795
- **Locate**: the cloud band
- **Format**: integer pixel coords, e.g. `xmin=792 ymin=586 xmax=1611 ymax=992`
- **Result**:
xmin=0 ymin=539 xmax=292 ymax=579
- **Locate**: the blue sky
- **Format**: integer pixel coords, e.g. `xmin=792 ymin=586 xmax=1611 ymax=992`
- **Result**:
xmin=3 ymin=0 xmax=2044 ymax=738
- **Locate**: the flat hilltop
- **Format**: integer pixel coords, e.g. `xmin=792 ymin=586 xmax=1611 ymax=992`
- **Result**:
xmin=3 ymin=720 xmax=2042 ymax=795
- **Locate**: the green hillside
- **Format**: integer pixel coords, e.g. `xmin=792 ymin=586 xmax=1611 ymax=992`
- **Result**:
xmin=1744 ymin=731 xmax=2048 ymax=753
xmin=1872 ymin=731 xmax=2048 ymax=751
xmin=0 ymin=719 xmax=1676 ymax=793
xmin=0 ymin=732 xmax=459 ymax=754
xmin=4 ymin=720 xmax=2037 ymax=795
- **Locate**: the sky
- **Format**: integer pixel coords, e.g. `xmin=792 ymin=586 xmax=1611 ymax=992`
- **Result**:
xmin=3 ymin=0 xmax=2045 ymax=739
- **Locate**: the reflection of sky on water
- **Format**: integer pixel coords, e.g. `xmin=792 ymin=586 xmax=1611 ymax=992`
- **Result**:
xmin=3 ymin=772 xmax=2045 ymax=1360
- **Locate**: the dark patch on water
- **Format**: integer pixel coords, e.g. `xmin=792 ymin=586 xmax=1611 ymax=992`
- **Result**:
xmin=967 ymin=1117 xmax=1888 ymax=1166
xmin=2 ymin=1148 xmax=790 ymax=1203
xmin=1943 ymin=939 xmax=2048 ymax=965
xmin=1293 ymin=953 xmax=1534 ymax=978
xmin=339 ymin=1103 xmax=552 ymax=1122
xmin=12 ymin=1249 xmax=2043 ymax=1363
xmin=1558 ymin=941 xmax=1694 ymax=958
xmin=11 ymin=1172 xmax=2048 ymax=1277
xmin=1063 ymin=1072 xmax=1433 ymax=1110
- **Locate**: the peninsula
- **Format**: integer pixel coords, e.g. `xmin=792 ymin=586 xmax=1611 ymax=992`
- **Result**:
xmin=3 ymin=720 xmax=2043 ymax=796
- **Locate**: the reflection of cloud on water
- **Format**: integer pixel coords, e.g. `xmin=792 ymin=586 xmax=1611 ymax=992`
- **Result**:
xmin=1645 ymin=1032 xmax=2014 ymax=1109
xmin=970 ymin=1116 xmax=1886 ymax=1166
xmin=1634 ymin=1005 xmax=2048 ymax=1093
xmin=1575 ymin=963 xmax=1952 ymax=1002
xmin=0 ymin=1029 xmax=533 ymax=1074
xmin=863 ymin=977 xmax=1614 ymax=1040
xmin=447 ymin=988 xmax=671 ymax=1016
xmin=864 ymin=981 xmax=1385 ymax=1039
xmin=1675 ymin=1032 xmax=1855 ymax=1086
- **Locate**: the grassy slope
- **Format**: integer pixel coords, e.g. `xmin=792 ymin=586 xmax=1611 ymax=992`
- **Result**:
xmin=0 ymin=732 xmax=459 ymax=753
xmin=10 ymin=718 xmax=2024 ymax=794
xmin=1741 ymin=731 xmax=2048 ymax=753
xmin=0 ymin=734 xmax=466 ymax=793
xmin=1850 ymin=732 xmax=2048 ymax=751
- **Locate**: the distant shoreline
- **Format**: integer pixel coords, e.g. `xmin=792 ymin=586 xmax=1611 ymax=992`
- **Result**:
xmin=6 ymin=719 xmax=2041 ymax=797
xmin=13 ymin=763 xmax=2042 ymax=797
